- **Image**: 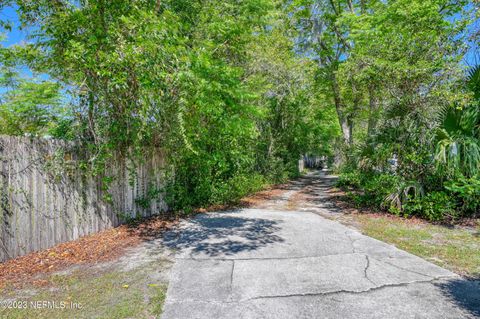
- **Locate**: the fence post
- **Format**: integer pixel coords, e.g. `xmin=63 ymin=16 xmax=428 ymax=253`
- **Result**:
xmin=298 ymin=155 xmax=304 ymax=174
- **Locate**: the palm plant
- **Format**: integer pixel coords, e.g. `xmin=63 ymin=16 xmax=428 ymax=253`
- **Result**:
xmin=382 ymin=180 xmax=424 ymax=212
xmin=434 ymin=66 xmax=480 ymax=178
xmin=467 ymin=65 xmax=480 ymax=102
xmin=435 ymin=105 xmax=480 ymax=177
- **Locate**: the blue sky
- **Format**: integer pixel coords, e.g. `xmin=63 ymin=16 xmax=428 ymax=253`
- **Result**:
xmin=0 ymin=4 xmax=26 ymax=47
xmin=0 ymin=4 xmax=47 ymax=92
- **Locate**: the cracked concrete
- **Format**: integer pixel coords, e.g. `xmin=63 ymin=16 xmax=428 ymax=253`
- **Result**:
xmin=161 ymin=174 xmax=480 ymax=319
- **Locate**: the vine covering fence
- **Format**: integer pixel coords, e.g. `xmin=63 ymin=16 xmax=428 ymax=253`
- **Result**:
xmin=0 ymin=136 xmax=168 ymax=262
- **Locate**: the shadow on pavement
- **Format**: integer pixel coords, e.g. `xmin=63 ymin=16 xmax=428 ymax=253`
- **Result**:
xmin=436 ymin=278 xmax=480 ymax=317
xmin=295 ymin=172 xmax=345 ymax=215
xmin=161 ymin=214 xmax=284 ymax=257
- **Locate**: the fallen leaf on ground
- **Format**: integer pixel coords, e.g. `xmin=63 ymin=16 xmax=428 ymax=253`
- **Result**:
xmin=0 ymin=216 xmax=177 ymax=289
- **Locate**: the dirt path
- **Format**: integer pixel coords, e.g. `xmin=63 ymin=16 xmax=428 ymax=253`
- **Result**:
xmin=244 ymin=171 xmax=354 ymax=224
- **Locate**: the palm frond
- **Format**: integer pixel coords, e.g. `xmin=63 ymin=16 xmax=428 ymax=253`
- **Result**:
xmin=467 ymin=65 xmax=480 ymax=101
xmin=382 ymin=181 xmax=423 ymax=211
xmin=434 ymin=102 xmax=480 ymax=177
xmin=436 ymin=104 xmax=462 ymax=135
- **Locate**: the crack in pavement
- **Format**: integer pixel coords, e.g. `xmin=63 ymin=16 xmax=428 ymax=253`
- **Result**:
xmin=175 ymin=252 xmax=363 ymax=261
xmin=230 ymin=260 xmax=235 ymax=294
xmin=363 ymin=255 xmax=377 ymax=286
xmin=377 ymin=257 xmax=457 ymax=280
xmin=345 ymin=230 xmax=361 ymax=253
xmin=165 ymin=277 xmax=455 ymax=305
xmin=242 ymin=277 xmax=456 ymax=302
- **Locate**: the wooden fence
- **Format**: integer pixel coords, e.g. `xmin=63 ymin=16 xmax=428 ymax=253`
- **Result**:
xmin=0 ymin=136 xmax=168 ymax=262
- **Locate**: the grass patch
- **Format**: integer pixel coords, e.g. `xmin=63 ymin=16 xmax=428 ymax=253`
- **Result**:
xmin=353 ymin=214 xmax=480 ymax=278
xmin=0 ymin=267 xmax=168 ymax=319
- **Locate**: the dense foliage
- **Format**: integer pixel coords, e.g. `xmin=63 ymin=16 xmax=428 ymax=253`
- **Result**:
xmin=0 ymin=0 xmax=478 ymax=220
xmin=317 ymin=0 xmax=479 ymax=221
xmin=0 ymin=37 xmax=67 ymax=137
xmin=0 ymin=0 xmax=338 ymax=211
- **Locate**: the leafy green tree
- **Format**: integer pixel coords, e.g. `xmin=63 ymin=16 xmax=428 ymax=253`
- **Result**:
xmin=292 ymin=0 xmax=357 ymax=146
xmin=0 ymin=36 xmax=63 ymax=136
xmin=6 ymin=0 xmax=328 ymax=209
xmin=0 ymin=79 xmax=63 ymax=136
xmin=247 ymin=10 xmax=339 ymax=178
xmin=292 ymin=0 xmax=468 ymax=152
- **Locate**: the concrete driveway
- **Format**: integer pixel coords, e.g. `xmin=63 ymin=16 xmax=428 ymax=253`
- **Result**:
xmin=161 ymin=177 xmax=479 ymax=318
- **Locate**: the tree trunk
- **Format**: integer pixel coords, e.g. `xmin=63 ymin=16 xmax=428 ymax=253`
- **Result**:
xmin=339 ymin=116 xmax=353 ymax=145
xmin=330 ymin=73 xmax=353 ymax=146
xmin=367 ymin=85 xmax=378 ymax=137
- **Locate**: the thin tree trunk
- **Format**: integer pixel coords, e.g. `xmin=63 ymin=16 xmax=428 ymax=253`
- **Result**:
xmin=348 ymin=116 xmax=354 ymax=145
xmin=339 ymin=116 xmax=353 ymax=145
xmin=367 ymin=85 xmax=378 ymax=137
xmin=330 ymin=73 xmax=353 ymax=146
xmin=349 ymin=81 xmax=361 ymax=146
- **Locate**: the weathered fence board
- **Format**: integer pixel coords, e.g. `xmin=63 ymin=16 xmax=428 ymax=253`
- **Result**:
xmin=0 ymin=136 xmax=168 ymax=262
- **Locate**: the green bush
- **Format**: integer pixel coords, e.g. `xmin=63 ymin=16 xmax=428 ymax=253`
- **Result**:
xmin=264 ymin=157 xmax=296 ymax=183
xmin=403 ymin=191 xmax=457 ymax=221
xmin=383 ymin=180 xmax=424 ymax=214
xmin=445 ymin=176 xmax=480 ymax=215
xmin=363 ymin=174 xmax=400 ymax=207
xmin=338 ymin=169 xmax=463 ymax=222
xmin=339 ymin=172 xmax=400 ymax=208
xmin=211 ymin=173 xmax=266 ymax=205
xmin=336 ymin=171 xmax=362 ymax=189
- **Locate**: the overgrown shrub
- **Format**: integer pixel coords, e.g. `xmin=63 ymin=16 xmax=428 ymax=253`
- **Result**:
xmin=382 ymin=180 xmax=424 ymax=214
xmin=336 ymin=171 xmax=362 ymax=189
xmin=403 ymin=191 xmax=457 ymax=221
xmin=445 ymin=176 xmax=480 ymax=215
xmin=210 ymin=174 xmax=267 ymax=205
xmin=337 ymin=171 xmax=401 ymax=209
xmin=364 ymin=174 xmax=400 ymax=207
xmin=337 ymin=170 xmax=466 ymax=221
